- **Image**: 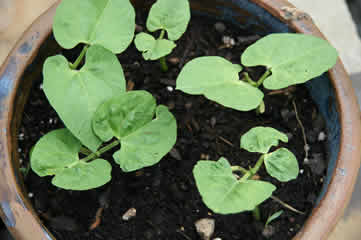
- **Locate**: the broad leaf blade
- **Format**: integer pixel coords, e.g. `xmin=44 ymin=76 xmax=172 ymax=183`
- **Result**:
xmin=264 ymin=148 xmax=299 ymax=182
xmin=53 ymin=0 xmax=135 ymax=53
xmin=92 ymin=91 xmax=157 ymax=142
xmin=114 ymin=105 xmax=177 ymax=172
xmin=52 ymin=159 xmax=112 ymax=190
xmin=146 ymin=0 xmax=190 ymax=41
xmin=31 ymin=129 xmax=81 ymax=177
xmin=240 ymin=127 xmax=288 ymax=154
xmin=134 ymin=32 xmax=156 ymax=52
xmin=135 ymin=32 xmax=176 ymax=60
xmin=241 ymin=33 xmax=338 ymax=90
xmin=43 ymin=45 xmax=126 ymax=151
xmin=193 ymin=158 xmax=276 ymax=214
xmin=176 ymin=56 xmax=263 ymax=111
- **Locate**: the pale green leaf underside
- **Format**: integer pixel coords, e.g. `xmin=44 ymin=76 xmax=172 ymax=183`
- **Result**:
xmin=43 ymin=45 xmax=126 ymax=151
xmin=264 ymin=148 xmax=299 ymax=182
xmin=92 ymin=91 xmax=156 ymax=142
xmin=53 ymin=0 xmax=135 ymax=53
xmin=52 ymin=159 xmax=112 ymax=190
xmin=146 ymin=0 xmax=190 ymax=41
xmin=266 ymin=210 xmax=283 ymax=226
xmin=176 ymin=56 xmax=263 ymax=111
xmin=31 ymin=129 xmax=81 ymax=177
xmin=193 ymin=158 xmax=276 ymax=214
xmin=114 ymin=105 xmax=177 ymax=172
xmin=134 ymin=32 xmax=176 ymax=60
xmin=241 ymin=33 xmax=338 ymax=90
xmin=240 ymin=127 xmax=288 ymax=154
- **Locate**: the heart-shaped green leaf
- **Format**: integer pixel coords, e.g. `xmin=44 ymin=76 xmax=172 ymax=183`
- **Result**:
xmin=134 ymin=32 xmax=176 ymax=60
xmin=52 ymin=159 xmax=112 ymax=190
xmin=193 ymin=158 xmax=276 ymax=214
xmin=241 ymin=33 xmax=338 ymax=90
xmin=264 ymin=148 xmax=299 ymax=182
xmin=146 ymin=0 xmax=190 ymax=41
xmin=240 ymin=127 xmax=288 ymax=154
xmin=53 ymin=0 xmax=135 ymax=53
xmin=43 ymin=45 xmax=126 ymax=151
xmin=31 ymin=129 xmax=81 ymax=177
xmin=92 ymin=91 xmax=157 ymax=142
xmin=176 ymin=56 xmax=264 ymax=111
xmin=113 ymin=105 xmax=177 ymax=172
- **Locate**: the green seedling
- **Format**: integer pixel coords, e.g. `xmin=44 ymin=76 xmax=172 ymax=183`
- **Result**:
xmin=134 ymin=0 xmax=190 ymax=71
xmin=193 ymin=127 xmax=299 ymax=214
xmin=265 ymin=210 xmax=283 ymax=227
xmin=176 ymin=33 xmax=338 ymax=112
xmin=30 ymin=0 xmax=177 ymax=190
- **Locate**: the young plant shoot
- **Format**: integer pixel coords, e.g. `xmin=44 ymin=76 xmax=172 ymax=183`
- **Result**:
xmin=193 ymin=127 xmax=299 ymax=214
xmin=30 ymin=0 xmax=177 ymax=190
xmin=134 ymin=0 xmax=190 ymax=71
xmin=176 ymin=33 xmax=338 ymax=112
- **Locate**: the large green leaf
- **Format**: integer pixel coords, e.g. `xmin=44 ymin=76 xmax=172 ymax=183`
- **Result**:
xmin=30 ymin=129 xmax=112 ymax=190
xmin=176 ymin=56 xmax=264 ymax=111
xmin=134 ymin=32 xmax=176 ymax=60
xmin=193 ymin=158 xmax=276 ymax=214
xmin=92 ymin=91 xmax=156 ymax=142
xmin=114 ymin=105 xmax=177 ymax=172
xmin=146 ymin=0 xmax=190 ymax=41
xmin=53 ymin=0 xmax=135 ymax=53
xmin=52 ymin=159 xmax=112 ymax=190
xmin=241 ymin=33 xmax=338 ymax=90
xmin=43 ymin=45 xmax=126 ymax=151
xmin=31 ymin=129 xmax=81 ymax=177
xmin=240 ymin=127 xmax=288 ymax=154
xmin=264 ymin=148 xmax=299 ymax=182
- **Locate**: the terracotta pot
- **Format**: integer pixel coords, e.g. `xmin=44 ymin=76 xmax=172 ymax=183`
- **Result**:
xmin=0 ymin=0 xmax=360 ymax=239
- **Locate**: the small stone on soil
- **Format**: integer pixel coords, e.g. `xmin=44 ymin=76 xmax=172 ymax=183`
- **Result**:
xmin=168 ymin=57 xmax=180 ymax=64
xmin=122 ymin=208 xmax=137 ymax=221
xmin=170 ymin=148 xmax=182 ymax=160
xmin=222 ymin=36 xmax=235 ymax=47
xmin=214 ymin=22 xmax=226 ymax=33
xmin=318 ymin=131 xmax=326 ymax=141
xmin=195 ymin=218 xmax=215 ymax=240
xmin=262 ymin=225 xmax=276 ymax=238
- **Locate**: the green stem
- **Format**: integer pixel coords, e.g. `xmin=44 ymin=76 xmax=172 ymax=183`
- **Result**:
xmin=256 ymin=100 xmax=266 ymax=115
xmin=250 ymin=155 xmax=265 ymax=177
xmin=256 ymin=69 xmax=271 ymax=87
xmin=243 ymin=72 xmax=257 ymax=87
xmin=158 ymin=30 xmax=168 ymax=72
xmin=231 ymin=165 xmax=249 ymax=174
xmin=69 ymin=45 xmax=89 ymax=70
xmin=80 ymin=146 xmax=92 ymax=155
xmin=81 ymin=140 xmax=120 ymax=162
xmin=252 ymin=206 xmax=261 ymax=221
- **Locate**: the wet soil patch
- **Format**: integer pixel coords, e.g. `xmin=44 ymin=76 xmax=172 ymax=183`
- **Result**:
xmin=20 ymin=12 xmax=327 ymax=240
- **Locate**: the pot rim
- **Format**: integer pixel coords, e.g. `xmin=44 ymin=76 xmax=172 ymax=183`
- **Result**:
xmin=0 ymin=0 xmax=360 ymax=239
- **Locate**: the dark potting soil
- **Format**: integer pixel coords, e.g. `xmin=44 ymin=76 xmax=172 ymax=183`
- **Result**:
xmin=19 ymin=12 xmax=328 ymax=240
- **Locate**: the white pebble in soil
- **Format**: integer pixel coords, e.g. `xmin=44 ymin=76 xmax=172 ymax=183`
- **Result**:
xmin=222 ymin=36 xmax=235 ymax=46
xmin=122 ymin=208 xmax=136 ymax=221
xmin=213 ymin=238 xmax=222 ymax=240
xmin=318 ymin=131 xmax=327 ymax=141
xmin=28 ymin=192 xmax=34 ymax=198
xmin=166 ymin=86 xmax=174 ymax=92
xmin=195 ymin=218 xmax=215 ymax=240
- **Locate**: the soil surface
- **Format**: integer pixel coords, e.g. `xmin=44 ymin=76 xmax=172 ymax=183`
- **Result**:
xmin=20 ymin=12 xmax=327 ymax=240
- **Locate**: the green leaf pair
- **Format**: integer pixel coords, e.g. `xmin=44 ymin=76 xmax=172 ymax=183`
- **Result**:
xmin=134 ymin=0 xmax=190 ymax=60
xmin=193 ymin=127 xmax=299 ymax=214
xmin=177 ymin=33 xmax=338 ymax=111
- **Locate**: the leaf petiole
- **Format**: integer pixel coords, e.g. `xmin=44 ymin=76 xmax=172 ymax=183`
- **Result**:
xmin=250 ymin=155 xmax=265 ymax=177
xmin=243 ymin=72 xmax=257 ymax=87
xmin=81 ymin=139 xmax=120 ymax=162
xmin=231 ymin=165 xmax=249 ymax=174
xmin=69 ymin=45 xmax=89 ymax=70
xmin=256 ymin=68 xmax=271 ymax=87
xmin=252 ymin=206 xmax=261 ymax=221
xmin=158 ymin=30 xmax=168 ymax=72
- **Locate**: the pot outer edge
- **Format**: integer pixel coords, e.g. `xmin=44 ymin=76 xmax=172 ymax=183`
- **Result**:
xmin=0 ymin=0 xmax=360 ymax=239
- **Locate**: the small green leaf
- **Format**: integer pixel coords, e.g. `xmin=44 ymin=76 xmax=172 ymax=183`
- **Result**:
xmin=52 ymin=159 xmax=112 ymax=190
xmin=193 ymin=158 xmax=276 ymax=214
xmin=134 ymin=32 xmax=176 ymax=60
xmin=146 ymin=0 xmax=190 ymax=41
xmin=176 ymin=56 xmax=264 ymax=111
xmin=240 ymin=127 xmax=288 ymax=154
xmin=241 ymin=33 xmax=338 ymax=90
xmin=53 ymin=0 xmax=135 ymax=53
xmin=114 ymin=105 xmax=177 ymax=172
xmin=31 ymin=129 xmax=81 ymax=177
xmin=264 ymin=148 xmax=299 ymax=182
xmin=43 ymin=45 xmax=126 ymax=151
xmin=92 ymin=91 xmax=156 ymax=142
xmin=265 ymin=210 xmax=283 ymax=226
